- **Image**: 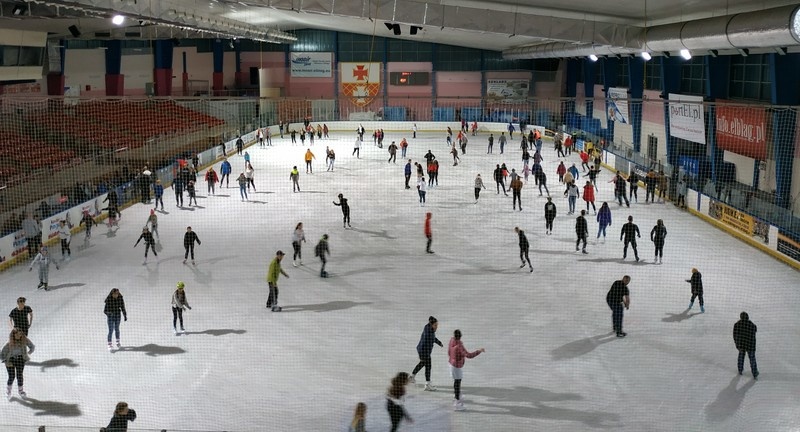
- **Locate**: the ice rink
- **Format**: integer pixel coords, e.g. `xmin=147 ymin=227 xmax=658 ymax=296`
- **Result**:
xmin=1 ymin=130 xmax=799 ymax=431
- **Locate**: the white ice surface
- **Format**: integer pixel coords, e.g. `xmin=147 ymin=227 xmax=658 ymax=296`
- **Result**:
xmin=0 ymin=132 xmax=799 ymax=432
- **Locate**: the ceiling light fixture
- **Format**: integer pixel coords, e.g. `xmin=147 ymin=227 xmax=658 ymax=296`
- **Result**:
xmin=112 ymin=15 xmax=125 ymax=25
xmin=640 ymin=52 xmax=651 ymax=61
xmin=588 ymin=54 xmax=598 ymax=62
xmin=680 ymin=49 xmax=692 ymax=60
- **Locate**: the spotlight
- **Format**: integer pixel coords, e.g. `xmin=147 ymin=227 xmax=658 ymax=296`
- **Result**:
xmin=11 ymin=4 xmax=26 ymax=16
xmin=410 ymin=26 xmax=422 ymax=35
xmin=112 ymin=15 xmax=125 ymax=25
xmin=736 ymin=48 xmax=749 ymax=57
xmin=708 ymin=49 xmax=719 ymax=58
xmin=680 ymin=49 xmax=692 ymax=60
xmin=662 ymin=52 xmax=670 ymax=58
xmin=384 ymin=22 xmax=401 ymax=35
xmin=588 ymin=54 xmax=598 ymax=62
xmin=229 ymin=39 xmax=234 ymax=49
xmin=775 ymin=47 xmax=787 ymax=55
xmin=640 ymin=52 xmax=651 ymax=61
xmin=384 ymin=22 xmax=393 ymax=31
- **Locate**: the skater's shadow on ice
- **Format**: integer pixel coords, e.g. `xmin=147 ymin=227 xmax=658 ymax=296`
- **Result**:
xmin=705 ymin=376 xmax=755 ymax=422
xmin=662 ymin=309 xmax=703 ymax=322
xmin=280 ymin=301 xmax=372 ymax=313
xmin=212 ymin=194 xmax=231 ymax=197
xmin=202 ymin=255 xmax=237 ymax=265
xmin=436 ymin=202 xmax=478 ymax=209
xmin=534 ymin=249 xmax=586 ymax=256
xmin=178 ymin=206 xmax=196 ymax=211
xmin=117 ymin=344 xmax=186 ymax=356
xmin=443 ymin=266 xmax=519 ymax=276
xmin=254 ymin=191 xmax=274 ymax=194
xmin=248 ymin=200 xmax=268 ymax=204
xmin=27 ymin=358 xmax=79 ymax=371
xmin=298 ymin=190 xmax=327 ymax=194
xmin=348 ymin=227 xmax=397 ymax=239
xmin=12 ymin=397 xmax=82 ymax=417
xmin=156 ymin=209 xmax=170 ymax=214
xmin=550 ymin=332 xmax=617 ymax=360
xmin=184 ymin=329 xmax=246 ymax=336
xmin=578 ymin=257 xmax=647 ymax=264
xmin=459 ymin=386 xmax=620 ymax=427
xmin=45 ymin=283 xmax=86 ymax=291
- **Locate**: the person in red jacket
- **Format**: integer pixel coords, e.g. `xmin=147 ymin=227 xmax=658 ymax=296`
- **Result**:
xmin=424 ymin=212 xmax=433 ymax=254
xmin=579 ymin=150 xmax=591 ymax=172
xmin=556 ymin=161 xmax=567 ymax=183
xmin=204 ymin=167 xmax=219 ymax=195
xmin=448 ymin=329 xmax=484 ymax=411
xmin=583 ymin=180 xmax=596 ymax=214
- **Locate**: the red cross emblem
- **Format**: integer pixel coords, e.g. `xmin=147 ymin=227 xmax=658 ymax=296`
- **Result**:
xmin=353 ymin=65 xmax=369 ymax=81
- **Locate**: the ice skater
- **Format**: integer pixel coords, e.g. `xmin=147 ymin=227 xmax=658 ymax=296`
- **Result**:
xmin=564 ymin=181 xmax=579 ymax=215
xmin=103 ymin=288 xmax=127 ymax=350
xmin=8 ymin=297 xmax=32 ymax=337
xmin=733 ymin=312 xmax=759 ymax=379
xmin=291 ymin=222 xmax=306 ymax=267
xmin=424 ymin=212 xmax=433 ymax=254
xmin=290 ymin=166 xmax=300 ymax=193
xmin=133 ymin=227 xmax=158 ymax=263
xmin=79 ymin=210 xmax=97 ymax=241
xmin=620 ymin=216 xmax=641 ymax=261
xmin=686 ymin=268 xmax=704 ymax=312
xmin=583 ymin=181 xmax=596 ymax=213
xmin=474 ymin=174 xmax=486 ymax=203
xmin=57 ymin=220 xmax=71 ymax=261
xmin=186 ymin=180 xmax=198 ymax=206
xmin=29 ymin=246 xmax=58 ymax=291
xmin=183 ymin=226 xmax=201 ymax=265
xmin=172 ymin=281 xmax=192 ymax=334
xmin=410 ymin=316 xmax=443 ymax=391
xmin=304 ymin=148 xmax=316 ymax=173
xmin=386 ymin=372 xmax=413 ymax=432
xmin=146 ymin=209 xmax=159 ymax=240
xmin=349 ymin=402 xmax=367 ymax=432
xmin=606 ymin=275 xmax=631 ymax=337
xmin=510 ymin=176 xmax=523 ymax=211
xmin=314 ymin=234 xmax=330 ymax=277
xmin=237 ymin=172 xmax=249 ymax=201
xmin=153 ymin=179 xmax=165 ymax=210
xmin=544 ymin=196 xmax=556 ymax=235
xmin=220 ymin=158 xmax=232 ymax=187
xmin=515 ymin=227 xmax=533 ymax=271
xmin=266 ymin=250 xmax=289 ymax=312
xmin=245 ymin=161 xmax=256 ymax=191
xmin=576 ymin=210 xmax=588 ymax=254
xmin=448 ymin=329 xmax=485 ymax=411
xmin=2 ymin=328 xmax=34 ymax=399
xmin=596 ymin=202 xmax=611 ymax=242
xmin=205 ymin=167 xmax=219 ymax=195
xmin=417 ymin=176 xmax=427 ymax=206
xmin=333 ymin=193 xmax=351 ymax=228
xmin=650 ymin=219 xmax=667 ymax=263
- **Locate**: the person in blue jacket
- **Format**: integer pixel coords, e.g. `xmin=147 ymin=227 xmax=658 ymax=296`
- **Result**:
xmin=404 ymin=159 xmax=412 ymax=189
xmin=568 ymin=163 xmax=580 ymax=181
xmin=596 ymin=201 xmax=612 ymax=241
xmin=409 ymin=316 xmax=443 ymax=391
xmin=219 ymin=158 xmax=232 ymax=188
xmin=153 ymin=179 xmax=164 ymax=211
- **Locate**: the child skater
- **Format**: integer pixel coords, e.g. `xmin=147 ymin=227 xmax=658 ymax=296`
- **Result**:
xmin=133 ymin=227 xmax=158 ymax=264
xmin=28 ymin=246 xmax=59 ymax=291
xmin=171 ymin=281 xmax=192 ymax=335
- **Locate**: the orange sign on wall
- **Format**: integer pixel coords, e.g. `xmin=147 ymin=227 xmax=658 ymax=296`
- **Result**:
xmin=715 ymin=104 xmax=767 ymax=160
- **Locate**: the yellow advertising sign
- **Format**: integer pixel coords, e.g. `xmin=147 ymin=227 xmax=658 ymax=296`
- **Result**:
xmin=709 ymin=201 xmax=754 ymax=235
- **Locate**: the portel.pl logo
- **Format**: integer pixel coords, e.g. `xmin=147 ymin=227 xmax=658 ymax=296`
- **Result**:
xmin=670 ymin=103 xmax=702 ymax=122
xmin=292 ymin=56 xmax=312 ymax=66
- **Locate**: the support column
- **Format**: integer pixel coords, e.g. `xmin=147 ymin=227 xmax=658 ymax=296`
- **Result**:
xmin=105 ymin=40 xmax=124 ymax=96
xmin=153 ymin=39 xmax=174 ymax=96
xmin=564 ymin=59 xmax=578 ymax=114
xmin=661 ymin=56 xmax=682 ymax=168
xmin=602 ymin=57 xmax=619 ymax=141
xmin=480 ymin=51 xmax=486 ymax=119
xmin=234 ymin=41 xmax=246 ymax=88
xmin=182 ymin=51 xmax=189 ymax=96
xmin=382 ymin=37 xmax=388 ymax=110
xmin=431 ymin=43 xmax=438 ymax=115
xmin=705 ymin=55 xmax=730 ymax=183
xmin=769 ymin=52 xmax=800 ymax=209
xmin=333 ymin=32 xmax=340 ymax=120
xmin=47 ymin=40 xmax=66 ymax=95
xmin=584 ymin=59 xmax=597 ymax=119
xmin=212 ymin=39 xmax=224 ymax=96
xmin=629 ymin=56 xmax=644 ymax=153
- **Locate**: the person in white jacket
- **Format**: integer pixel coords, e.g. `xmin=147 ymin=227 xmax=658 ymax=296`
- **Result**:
xmin=171 ymin=281 xmax=192 ymax=335
xmin=57 ymin=220 xmax=71 ymax=260
xmin=291 ymin=222 xmax=306 ymax=267
xmin=29 ymin=246 xmax=59 ymax=290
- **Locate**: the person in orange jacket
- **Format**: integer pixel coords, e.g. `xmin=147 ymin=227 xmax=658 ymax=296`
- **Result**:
xmin=304 ymin=148 xmax=316 ymax=174
xmin=583 ymin=180 xmax=596 ymax=214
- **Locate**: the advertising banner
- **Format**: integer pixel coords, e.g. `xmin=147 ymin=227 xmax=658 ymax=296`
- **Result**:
xmin=486 ymin=79 xmax=529 ymax=101
xmin=669 ymin=94 xmax=706 ymax=144
xmin=715 ymin=104 xmax=767 ymax=160
xmin=607 ymin=87 xmax=629 ymax=124
xmin=709 ymin=200 xmax=755 ymax=235
xmin=290 ymin=52 xmax=333 ymax=78
xmin=340 ymin=62 xmax=381 ymax=107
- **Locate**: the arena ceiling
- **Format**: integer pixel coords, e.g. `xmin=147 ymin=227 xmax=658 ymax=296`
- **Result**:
xmin=1 ymin=0 xmax=799 ymax=57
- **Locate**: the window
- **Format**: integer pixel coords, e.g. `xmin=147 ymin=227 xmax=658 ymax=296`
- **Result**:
xmin=644 ymin=60 xmax=662 ymax=90
xmin=680 ymin=57 xmax=705 ymax=95
xmin=594 ymin=58 xmax=604 ymax=85
xmin=617 ymin=58 xmax=629 ymax=87
xmin=729 ymin=54 xmax=771 ymax=101
xmin=576 ymin=60 xmax=585 ymax=83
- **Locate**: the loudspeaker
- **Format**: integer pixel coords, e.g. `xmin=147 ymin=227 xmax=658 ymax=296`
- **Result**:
xmin=68 ymin=25 xmax=81 ymax=37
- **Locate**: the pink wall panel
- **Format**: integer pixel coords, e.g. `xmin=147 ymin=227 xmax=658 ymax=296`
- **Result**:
xmin=437 ymin=72 xmax=481 ymax=98
xmin=642 ymin=90 xmax=665 ymax=124
xmin=289 ymin=81 xmax=335 ymax=98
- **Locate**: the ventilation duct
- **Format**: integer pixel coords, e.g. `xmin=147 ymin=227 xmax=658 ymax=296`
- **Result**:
xmin=503 ymin=4 xmax=800 ymax=59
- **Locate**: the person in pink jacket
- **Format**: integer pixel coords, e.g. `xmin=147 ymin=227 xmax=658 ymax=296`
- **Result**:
xmin=448 ymin=329 xmax=485 ymax=411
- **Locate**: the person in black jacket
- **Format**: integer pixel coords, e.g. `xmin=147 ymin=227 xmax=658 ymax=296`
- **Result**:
xmin=333 ymin=194 xmax=351 ymax=228
xmin=104 ymin=401 xmax=136 ymax=431
xmin=104 ymin=288 xmax=127 ymax=350
xmin=686 ymin=268 xmax=704 ymax=313
xmin=386 ymin=372 xmax=413 ymax=432
xmin=424 ymin=150 xmax=436 ymax=165
xmin=133 ymin=227 xmax=157 ymax=264
xmin=620 ymin=215 xmax=641 ymax=261
xmin=515 ymin=227 xmax=533 ymax=272
xmin=650 ymin=219 xmax=667 ymax=264
xmin=544 ymin=196 xmax=556 ymax=235
xmin=606 ymin=275 xmax=631 ymax=337
xmin=493 ymin=164 xmax=507 ymax=196
xmin=410 ymin=316 xmax=443 ymax=391
xmin=575 ymin=210 xmax=588 ymax=254
xmin=613 ymin=172 xmax=630 ymax=207
xmin=733 ymin=312 xmax=758 ymax=379
xmin=183 ymin=226 xmax=201 ymax=265
xmin=79 ymin=210 xmax=97 ymax=241
xmin=315 ymin=234 xmax=330 ymax=278
xmin=627 ymin=171 xmax=640 ymax=203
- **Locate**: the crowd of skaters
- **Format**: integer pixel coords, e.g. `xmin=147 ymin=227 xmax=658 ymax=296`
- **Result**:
xmin=2 ymin=119 xmax=763 ymax=429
